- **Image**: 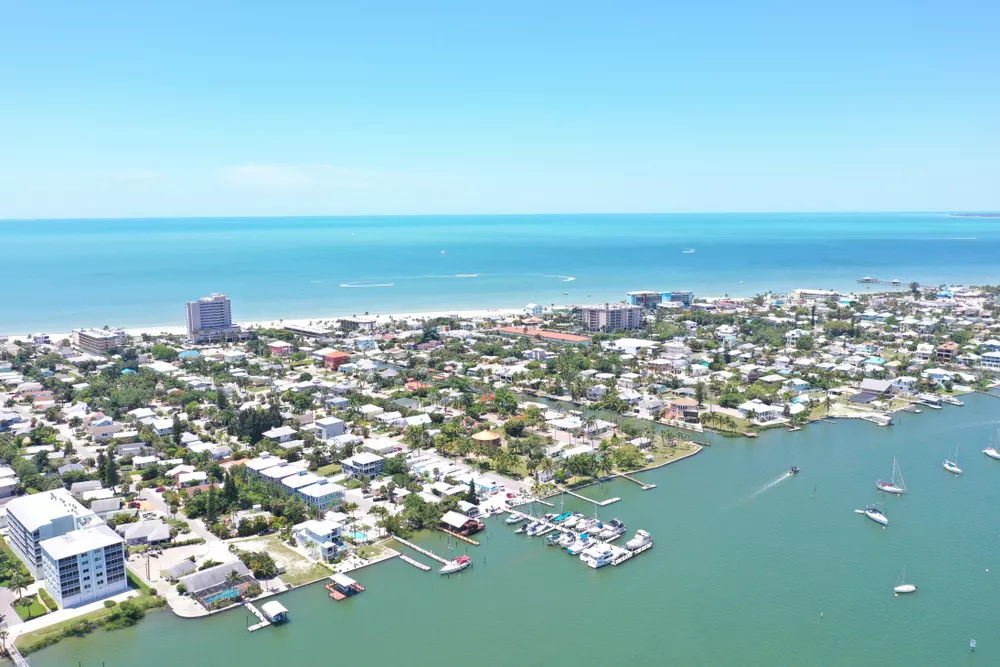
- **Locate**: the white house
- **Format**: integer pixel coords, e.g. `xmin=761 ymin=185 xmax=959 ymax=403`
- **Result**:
xmin=341 ymin=452 xmax=385 ymax=479
xmin=41 ymin=524 xmax=127 ymax=608
xmin=314 ymin=416 xmax=346 ymax=441
xmin=737 ymin=400 xmax=781 ymax=424
xmin=262 ymin=425 xmax=298 ymax=443
xmin=294 ymin=517 xmax=347 ymax=561
xmin=980 ymin=351 xmax=1000 ymax=371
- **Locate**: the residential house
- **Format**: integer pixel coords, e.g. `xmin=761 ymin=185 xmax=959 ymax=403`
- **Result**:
xmin=315 ymin=416 xmax=346 ymax=440
xmin=341 ymin=452 xmax=385 ymax=479
xmin=935 ymin=341 xmax=959 ymax=362
xmin=294 ymin=518 xmax=347 ymax=561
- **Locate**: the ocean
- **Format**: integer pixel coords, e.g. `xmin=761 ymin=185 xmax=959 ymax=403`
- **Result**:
xmin=25 ymin=394 xmax=1000 ymax=666
xmin=2 ymin=212 xmax=998 ymax=334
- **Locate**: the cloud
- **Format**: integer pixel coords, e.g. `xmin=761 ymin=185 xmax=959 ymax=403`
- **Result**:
xmin=218 ymin=163 xmax=377 ymax=191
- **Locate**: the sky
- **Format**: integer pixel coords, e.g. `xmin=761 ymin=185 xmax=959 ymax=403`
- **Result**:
xmin=1 ymin=1 xmax=999 ymax=218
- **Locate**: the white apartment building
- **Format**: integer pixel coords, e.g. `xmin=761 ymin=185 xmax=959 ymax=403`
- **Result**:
xmin=71 ymin=328 xmax=127 ymax=355
xmin=41 ymin=523 xmax=127 ymax=608
xmin=185 ymin=293 xmax=243 ymax=343
xmin=576 ymin=303 xmax=644 ymax=332
xmin=6 ymin=489 xmax=101 ymax=578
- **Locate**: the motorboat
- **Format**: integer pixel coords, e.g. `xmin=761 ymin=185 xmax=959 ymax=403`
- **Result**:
xmin=580 ymin=544 xmax=623 ymax=569
xmin=545 ymin=533 xmax=562 ymax=546
xmin=562 ymin=513 xmax=584 ymax=529
xmin=788 ymin=466 xmax=800 ymax=475
xmin=505 ymin=513 xmax=527 ymax=525
xmin=567 ymin=534 xmax=593 ymax=556
xmin=943 ymin=459 xmax=963 ymax=475
xmin=544 ymin=513 xmax=558 ymax=520
xmin=860 ymin=506 xmax=888 ymax=526
xmin=514 ymin=524 xmax=528 ymax=534
xmin=557 ymin=532 xmax=576 ymax=548
xmin=876 ymin=457 xmax=907 ymax=494
xmin=575 ymin=518 xmax=597 ymax=534
xmin=526 ymin=522 xmax=546 ymax=536
xmin=552 ymin=512 xmax=573 ymax=523
xmin=439 ymin=555 xmax=472 ymax=575
xmin=682 ymin=248 xmax=696 ymax=254
xmin=626 ymin=530 xmax=652 ymax=551
xmin=598 ymin=519 xmax=626 ymax=541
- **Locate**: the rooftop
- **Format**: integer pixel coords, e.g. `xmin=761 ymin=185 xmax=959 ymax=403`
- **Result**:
xmin=41 ymin=523 xmax=122 ymax=561
xmin=7 ymin=488 xmax=98 ymax=532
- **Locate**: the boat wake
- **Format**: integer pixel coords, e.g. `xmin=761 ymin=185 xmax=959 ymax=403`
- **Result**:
xmin=749 ymin=471 xmax=794 ymax=499
xmin=339 ymin=283 xmax=395 ymax=288
xmin=544 ymin=275 xmax=576 ymax=282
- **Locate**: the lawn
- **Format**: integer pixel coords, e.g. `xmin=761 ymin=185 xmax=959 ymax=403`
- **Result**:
xmin=234 ymin=535 xmax=331 ymax=587
xmin=356 ymin=544 xmax=386 ymax=560
xmin=644 ymin=441 xmax=700 ymax=467
xmin=316 ymin=463 xmax=342 ymax=477
xmin=14 ymin=595 xmax=49 ymax=621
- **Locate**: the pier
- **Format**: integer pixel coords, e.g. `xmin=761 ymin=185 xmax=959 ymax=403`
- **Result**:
xmin=399 ymin=554 xmax=431 ymax=571
xmin=562 ymin=488 xmax=621 ymax=506
xmin=508 ymin=511 xmax=612 ymax=543
xmin=392 ymin=536 xmax=450 ymax=565
xmin=8 ymin=645 xmax=28 ymax=667
xmin=857 ymin=276 xmax=905 ymax=286
xmin=619 ymin=473 xmax=656 ymax=490
xmin=611 ymin=541 xmax=653 ymax=566
xmin=245 ymin=602 xmax=271 ymax=632
xmin=440 ymin=528 xmax=480 ymax=546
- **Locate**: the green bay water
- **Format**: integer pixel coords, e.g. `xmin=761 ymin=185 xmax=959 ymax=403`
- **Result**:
xmin=3 ymin=212 xmax=1000 ymax=333
xmin=29 ymin=395 xmax=1000 ymax=666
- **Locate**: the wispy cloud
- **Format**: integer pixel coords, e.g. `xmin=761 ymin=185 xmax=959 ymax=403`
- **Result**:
xmin=218 ymin=163 xmax=376 ymax=191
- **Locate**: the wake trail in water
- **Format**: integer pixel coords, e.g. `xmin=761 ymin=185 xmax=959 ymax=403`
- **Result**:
xmin=749 ymin=471 xmax=794 ymax=499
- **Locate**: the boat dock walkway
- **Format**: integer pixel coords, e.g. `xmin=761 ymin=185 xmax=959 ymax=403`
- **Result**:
xmin=562 ymin=489 xmax=621 ymax=506
xmin=8 ymin=645 xmax=28 ymax=667
xmin=392 ymin=536 xmax=450 ymax=565
xmin=619 ymin=473 xmax=656 ymax=490
xmin=399 ymin=554 xmax=431 ymax=571
xmin=246 ymin=602 xmax=271 ymax=632
xmin=611 ymin=541 xmax=653 ymax=566
xmin=440 ymin=528 xmax=480 ymax=546
xmin=508 ymin=511 xmax=610 ymax=543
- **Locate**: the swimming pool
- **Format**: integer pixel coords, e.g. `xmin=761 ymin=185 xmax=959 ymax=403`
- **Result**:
xmin=202 ymin=588 xmax=240 ymax=606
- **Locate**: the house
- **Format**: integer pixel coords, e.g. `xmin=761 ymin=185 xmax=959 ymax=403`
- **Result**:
xmin=268 ymin=341 xmax=293 ymax=356
xmin=935 ymin=341 xmax=959 ymax=362
xmin=176 ymin=471 xmax=209 ymax=487
xmin=132 ymin=455 xmax=160 ymax=470
xmin=315 ymin=416 xmax=346 ymax=440
xmin=440 ymin=510 xmax=484 ymax=536
xmin=262 ymin=425 xmax=297 ymax=443
xmin=363 ymin=439 xmax=402 ymax=456
xmin=179 ymin=562 xmax=254 ymax=607
xmin=859 ymin=378 xmax=893 ymax=395
xmin=665 ymin=398 xmax=699 ymax=423
xmin=323 ymin=351 xmax=350 ymax=370
xmin=298 ymin=479 xmax=345 ymax=511
xmin=295 ymin=518 xmax=347 ymax=561
xmin=913 ymin=343 xmax=934 ymax=361
xmin=783 ymin=378 xmax=811 ymax=394
xmin=341 ymin=452 xmax=385 ymax=479
xmin=737 ymin=400 xmax=781 ymax=424
xmin=117 ymin=519 xmax=171 ymax=546
xmin=70 ymin=480 xmax=103 ymax=498
xmin=150 ymin=418 xmax=174 ymax=437
xmin=891 ymin=376 xmax=918 ymax=394
xmin=586 ymin=385 xmax=607 ymax=400
xmin=981 ymin=351 xmax=1000 ymax=371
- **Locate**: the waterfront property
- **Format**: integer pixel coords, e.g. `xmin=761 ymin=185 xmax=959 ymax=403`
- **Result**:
xmin=179 ymin=562 xmax=256 ymax=609
xmin=575 ymin=302 xmax=643 ymax=332
xmin=185 ymin=293 xmax=244 ymax=343
xmin=6 ymin=489 xmax=102 ymax=578
xmin=40 ymin=523 xmax=127 ymax=608
xmin=294 ymin=517 xmax=347 ymax=561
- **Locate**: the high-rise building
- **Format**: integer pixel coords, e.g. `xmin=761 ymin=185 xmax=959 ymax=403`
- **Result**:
xmin=575 ymin=303 xmax=644 ymax=332
xmin=6 ymin=489 xmax=102 ymax=578
xmin=185 ymin=293 xmax=243 ymax=343
xmin=71 ymin=328 xmax=127 ymax=355
xmin=626 ymin=291 xmax=663 ymax=309
xmin=41 ymin=524 xmax=127 ymax=608
xmin=663 ymin=291 xmax=694 ymax=308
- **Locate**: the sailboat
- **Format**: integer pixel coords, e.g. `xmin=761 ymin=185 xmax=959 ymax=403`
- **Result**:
xmin=893 ymin=565 xmax=917 ymax=594
xmin=983 ymin=429 xmax=1000 ymax=460
xmin=943 ymin=445 xmax=963 ymax=475
xmin=876 ymin=458 xmax=907 ymax=494
xmin=855 ymin=502 xmax=888 ymax=526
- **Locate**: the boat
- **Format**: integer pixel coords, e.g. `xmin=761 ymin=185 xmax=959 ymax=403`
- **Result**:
xmin=682 ymin=248 xmax=696 ymax=254
xmin=439 ymin=555 xmax=472 ymax=575
xmin=943 ymin=445 xmax=963 ymax=475
xmin=552 ymin=512 xmax=573 ymax=523
xmin=941 ymin=395 xmax=964 ymax=406
xmin=545 ymin=533 xmax=563 ymax=546
xmin=544 ymin=513 xmax=558 ymax=520
xmin=626 ymin=529 xmax=652 ymax=551
xmin=557 ymin=532 xmax=576 ymax=548
xmin=598 ymin=519 xmax=626 ymax=541
xmin=983 ymin=430 xmax=1000 ymax=460
xmin=505 ymin=513 xmax=527 ymax=525
xmin=788 ymin=466 xmax=800 ymax=475
xmin=860 ymin=506 xmax=888 ymax=526
xmin=514 ymin=524 xmax=528 ymax=534
xmin=567 ymin=534 xmax=593 ymax=555
xmin=574 ymin=518 xmax=597 ymax=534
xmin=580 ymin=544 xmax=624 ymax=569
xmin=525 ymin=522 xmax=545 ymax=536
xmin=876 ymin=457 xmax=907 ymax=494
xmin=562 ymin=513 xmax=584 ymax=529
xmin=893 ymin=566 xmax=917 ymax=595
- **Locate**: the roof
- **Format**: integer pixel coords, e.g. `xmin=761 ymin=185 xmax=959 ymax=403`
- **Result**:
xmin=343 ymin=452 xmax=384 ymax=466
xmin=471 ymin=430 xmax=501 ymax=441
xmin=179 ymin=561 xmax=251 ymax=593
xmin=40 ymin=524 xmax=123 ymax=561
xmin=495 ymin=327 xmax=590 ymax=343
xmin=122 ymin=519 xmax=172 ymax=542
xmin=164 ymin=559 xmax=198 ymax=579
xmin=261 ymin=601 xmax=288 ymax=618
xmin=298 ymin=480 xmax=345 ymax=498
xmin=850 ymin=392 xmax=879 ymax=404
xmin=331 ymin=573 xmax=358 ymax=587
xmin=860 ymin=378 xmax=893 ymax=393
xmin=6 ymin=488 xmax=96 ymax=532
xmin=440 ymin=510 xmax=473 ymax=529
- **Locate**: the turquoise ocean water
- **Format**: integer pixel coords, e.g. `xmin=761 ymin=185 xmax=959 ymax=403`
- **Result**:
xmin=2 ymin=212 xmax=998 ymax=333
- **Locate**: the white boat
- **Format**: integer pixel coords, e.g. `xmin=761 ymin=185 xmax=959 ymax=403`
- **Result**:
xmin=893 ymin=565 xmax=917 ymax=594
xmin=876 ymin=457 xmax=907 ymax=494
xmin=526 ymin=522 xmax=547 ymax=536
xmin=505 ymin=513 xmax=527 ymax=525
xmin=580 ymin=544 xmax=622 ymax=569
xmin=574 ymin=518 xmax=597 ymax=534
xmin=562 ymin=513 xmax=584 ymax=529
xmin=598 ymin=519 xmax=626 ymax=541
xmin=682 ymin=248 xmax=696 ymax=254
xmin=557 ymin=532 xmax=576 ymax=548
xmin=858 ymin=506 xmax=888 ymax=526
xmin=439 ymin=555 xmax=472 ymax=575
xmin=983 ymin=430 xmax=1000 ymax=460
xmin=943 ymin=444 xmax=962 ymax=474
xmin=567 ymin=535 xmax=593 ymax=555
xmin=625 ymin=530 xmax=652 ymax=550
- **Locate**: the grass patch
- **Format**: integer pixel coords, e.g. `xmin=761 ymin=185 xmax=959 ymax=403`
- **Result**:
xmin=0 ymin=535 xmax=35 ymax=586
xmin=316 ymin=463 xmax=342 ymax=477
xmin=357 ymin=544 xmax=385 ymax=560
xmin=644 ymin=441 xmax=699 ymax=467
xmin=14 ymin=595 xmax=48 ymax=621
xmin=127 ymin=569 xmax=153 ymax=594
xmin=235 ymin=535 xmax=331 ymax=586
xmin=38 ymin=587 xmax=58 ymax=611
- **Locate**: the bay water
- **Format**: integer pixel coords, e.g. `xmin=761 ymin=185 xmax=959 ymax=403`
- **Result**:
xmin=29 ymin=394 xmax=1000 ymax=666
xmin=3 ymin=212 xmax=998 ymax=333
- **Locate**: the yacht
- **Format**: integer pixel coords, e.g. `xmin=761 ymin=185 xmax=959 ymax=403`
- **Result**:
xmin=862 ymin=506 xmax=889 ymax=526
xmin=575 ymin=518 xmax=597 ymax=534
xmin=580 ymin=544 xmax=623 ymax=569
xmin=562 ymin=513 xmax=584 ymax=529
xmin=626 ymin=530 xmax=652 ymax=551
xmin=545 ymin=533 xmax=562 ymax=547
xmin=505 ymin=513 xmax=527 ymax=525
xmin=439 ymin=555 xmax=472 ymax=575
xmin=557 ymin=532 xmax=577 ymax=548
xmin=983 ymin=431 xmax=1000 ymax=460
xmin=894 ymin=566 xmax=917 ymax=594
xmin=598 ymin=519 xmax=626 ymax=541
xmin=526 ymin=522 xmax=547 ymax=536
xmin=567 ymin=534 xmax=593 ymax=556
xmin=943 ymin=459 xmax=963 ymax=475
xmin=552 ymin=512 xmax=572 ymax=523
xmin=876 ymin=457 xmax=907 ymax=495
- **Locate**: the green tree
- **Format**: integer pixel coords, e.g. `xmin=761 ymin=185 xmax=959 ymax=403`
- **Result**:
xmin=493 ymin=386 xmax=518 ymax=417
xmin=103 ymin=447 xmax=119 ymax=489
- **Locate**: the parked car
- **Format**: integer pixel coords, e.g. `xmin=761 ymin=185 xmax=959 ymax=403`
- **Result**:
xmin=155 ymin=487 xmax=166 ymax=492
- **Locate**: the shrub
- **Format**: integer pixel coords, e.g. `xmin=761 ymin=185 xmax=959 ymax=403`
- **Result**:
xmin=38 ymin=587 xmax=58 ymax=610
xmin=243 ymin=583 xmax=262 ymax=598
xmin=176 ymin=583 xmax=187 ymax=594
xmin=104 ymin=600 xmax=117 ymax=608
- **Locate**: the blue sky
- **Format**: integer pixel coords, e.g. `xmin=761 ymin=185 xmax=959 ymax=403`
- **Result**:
xmin=2 ymin=1 xmax=998 ymax=217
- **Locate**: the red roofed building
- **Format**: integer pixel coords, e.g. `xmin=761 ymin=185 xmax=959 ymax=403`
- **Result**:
xmin=323 ymin=351 xmax=350 ymax=369
xmin=495 ymin=327 xmax=590 ymax=344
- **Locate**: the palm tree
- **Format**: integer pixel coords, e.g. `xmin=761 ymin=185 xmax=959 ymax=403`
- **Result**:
xmin=225 ymin=569 xmax=242 ymax=587
xmin=9 ymin=571 xmax=30 ymax=603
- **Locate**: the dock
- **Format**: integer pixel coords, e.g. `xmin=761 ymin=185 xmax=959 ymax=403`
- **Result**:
xmin=392 ymin=536 xmax=450 ymax=565
xmin=440 ymin=528 xmax=480 ymax=546
xmin=611 ymin=541 xmax=653 ymax=566
xmin=619 ymin=473 xmax=656 ymax=490
xmin=563 ymin=489 xmax=621 ymax=506
xmin=245 ymin=602 xmax=271 ymax=632
xmin=508 ymin=511 xmax=612 ymax=543
xmin=399 ymin=554 xmax=431 ymax=571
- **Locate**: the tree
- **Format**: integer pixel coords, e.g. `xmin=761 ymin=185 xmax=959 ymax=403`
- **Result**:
xmin=172 ymin=416 xmax=183 ymax=447
xmin=493 ymin=386 xmax=517 ymax=417
xmin=465 ymin=479 xmax=477 ymax=504
xmin=103 ymin=447 xmax=120 ymax=489
xmin=9 ymin=571 xmax=30 ymax=602
xmin=909 ymin=281 xmax=920 ymax=296
xmin=151 ymin=344 xmax=178 ymax=361
xmin=694 ymin=382 xmax=706 ymax=408
xmin=205 ymin=485 xmax=219 ymax=525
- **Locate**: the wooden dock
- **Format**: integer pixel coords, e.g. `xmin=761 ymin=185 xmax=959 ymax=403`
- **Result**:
xmin=508 ymin=511 xmax=611 ymax=543
xmin=246 ymin=602 xmax=271 ymax=632
xmin=440 ymin=528 xmax=480 ymax=546
xmin=392 ymin=536 xmax=450 ymax=564
xmin=619 ymin=473 xmax=656 ymax=490
xmin=399 ymin=554 xmax=431 ymax=571
xmin=563 ymin=489 xmax=621 ymax=506
xmin=611 ymin=541 xmax=653 ymax=566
